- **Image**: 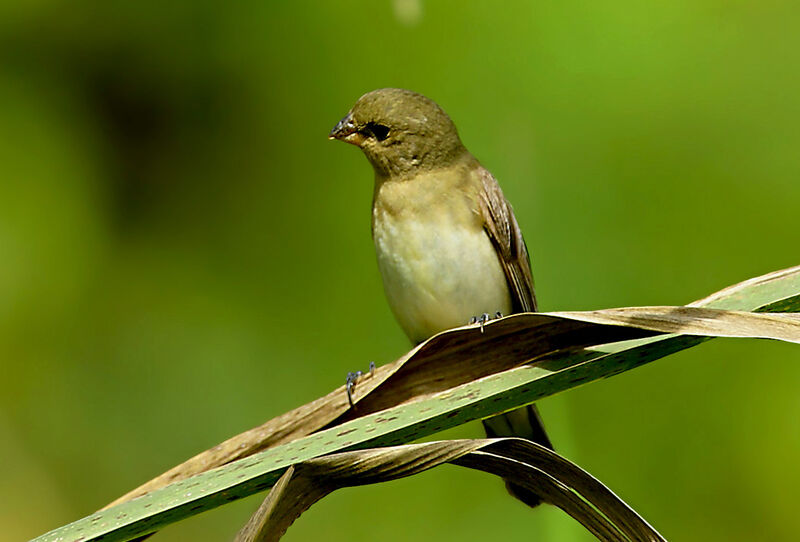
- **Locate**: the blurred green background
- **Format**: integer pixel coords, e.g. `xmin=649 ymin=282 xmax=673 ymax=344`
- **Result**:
xmin=2 ymin=1 xmax=799 ymax=540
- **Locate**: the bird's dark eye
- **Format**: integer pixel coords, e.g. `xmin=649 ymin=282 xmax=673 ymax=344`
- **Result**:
xmin=364 ymin=122 xmax=390 ymax=141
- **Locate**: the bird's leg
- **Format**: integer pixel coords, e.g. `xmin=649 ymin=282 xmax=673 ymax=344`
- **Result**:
xmin=345 ymin=361 xmax=376 ymax=407
xmin=469 ymin=311 xmax=504 ymax=333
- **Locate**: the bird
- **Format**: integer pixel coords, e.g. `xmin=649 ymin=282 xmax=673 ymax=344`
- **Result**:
xmin=329 ymin=88 xmax=552 ymax=507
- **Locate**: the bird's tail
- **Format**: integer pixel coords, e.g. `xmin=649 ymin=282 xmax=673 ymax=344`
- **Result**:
xmin=482 ymin=404 xmax=553 ymax=507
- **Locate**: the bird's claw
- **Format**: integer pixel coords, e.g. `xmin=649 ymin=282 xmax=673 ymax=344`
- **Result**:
xmin=345 ymin=371 xmax=360 ymax=407
xmin=345 ymin=361 xmax=376 ymax=407
xmin=469 ymin=311 xmax=503 ymax=333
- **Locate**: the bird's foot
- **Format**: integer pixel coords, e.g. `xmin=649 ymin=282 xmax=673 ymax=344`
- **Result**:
xmin=469 ymin=311 xmax=504 ymax=333
xmin=345 ymin=361 xmax=376 ymax=407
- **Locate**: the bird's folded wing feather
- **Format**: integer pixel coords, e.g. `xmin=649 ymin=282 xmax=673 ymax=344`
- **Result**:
xmin=476 ymin=166 xmax=538 ymax=312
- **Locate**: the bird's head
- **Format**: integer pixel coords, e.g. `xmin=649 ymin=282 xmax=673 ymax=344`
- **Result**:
xmin=329 ymin=88 xmax=467 ymax=177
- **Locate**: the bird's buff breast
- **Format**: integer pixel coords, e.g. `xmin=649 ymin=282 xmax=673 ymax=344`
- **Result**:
xmin=372 ymin=183 xmax=512 ymax=344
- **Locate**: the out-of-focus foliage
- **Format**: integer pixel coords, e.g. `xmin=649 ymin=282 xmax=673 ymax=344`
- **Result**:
xmin=1 ymin=1 xmax=798 ymax=541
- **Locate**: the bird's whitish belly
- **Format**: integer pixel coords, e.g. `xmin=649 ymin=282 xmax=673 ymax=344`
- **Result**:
xmin=373 ymin=211 xmax=512 ymax=344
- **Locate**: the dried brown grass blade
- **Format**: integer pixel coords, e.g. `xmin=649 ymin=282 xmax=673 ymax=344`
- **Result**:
xmin=108 ymin=303 xmax=800 ymax=508
xmin=236 ymin=438 xmax=665 ymax=542
xmin=548 ymin=307 xmax=800 ymax=343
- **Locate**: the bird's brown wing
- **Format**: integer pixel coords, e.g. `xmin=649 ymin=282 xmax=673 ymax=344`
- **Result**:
xmin=476 ymin=166 xmax=538 ymax=312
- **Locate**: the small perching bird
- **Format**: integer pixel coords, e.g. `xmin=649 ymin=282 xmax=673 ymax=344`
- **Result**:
xmin=330 ymin=88 xmax=552 ymax=507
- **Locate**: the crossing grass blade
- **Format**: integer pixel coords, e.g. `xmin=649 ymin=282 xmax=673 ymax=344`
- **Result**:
xmin=31 ymin=266 xmax=800 ymax=542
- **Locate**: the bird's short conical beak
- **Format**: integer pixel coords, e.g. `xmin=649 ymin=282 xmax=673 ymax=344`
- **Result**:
xmin=328 ymin=112 xmax=364 ymax=146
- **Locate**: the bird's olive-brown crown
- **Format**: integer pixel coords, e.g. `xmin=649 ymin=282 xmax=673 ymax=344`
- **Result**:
xmin=330 ymin=88 xmax=468 ymax=177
